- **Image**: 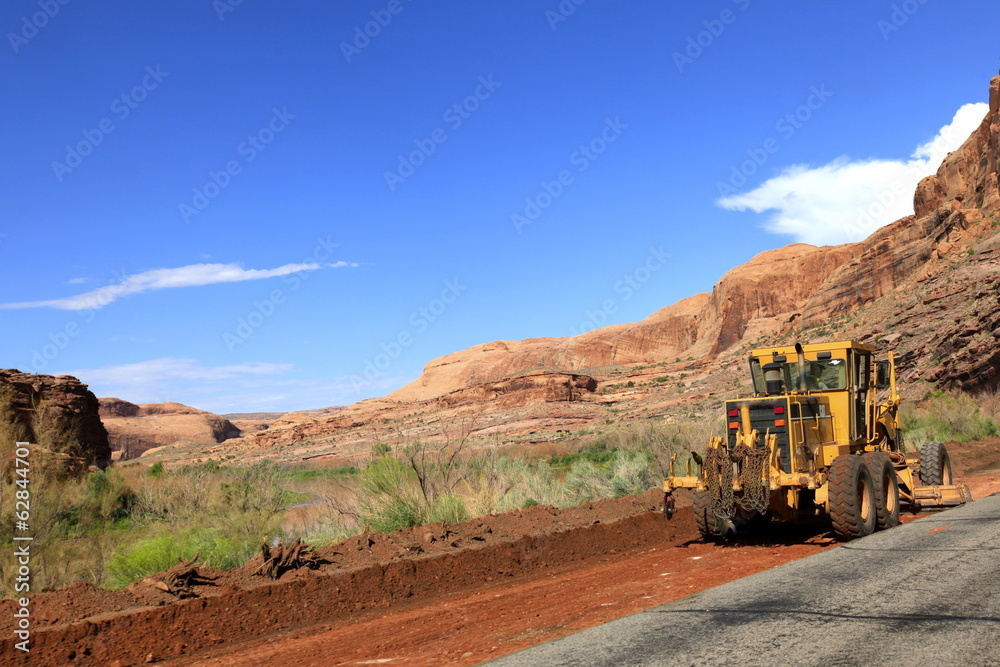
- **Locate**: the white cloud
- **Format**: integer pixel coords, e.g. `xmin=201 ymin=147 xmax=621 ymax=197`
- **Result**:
xmin=0 ymin=261 xmax=355 ymax=311
xmin=67 ymin=358 xmax=293 ymax=405
xmin=717 ymin=102 xmax=988 ymax=245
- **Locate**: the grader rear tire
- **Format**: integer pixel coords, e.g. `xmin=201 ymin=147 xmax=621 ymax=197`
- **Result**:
xmin=862 ymin=451 xmax=900 ymax=530
xmin=920 ymin=441 xmax=953 ymax=486
xmin=829 ymin=455 xmax=876 ymax=541
xmin=692 ymin=489 xmax=719 ymax=539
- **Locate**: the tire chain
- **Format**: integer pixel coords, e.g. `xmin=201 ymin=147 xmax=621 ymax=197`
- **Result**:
xmin=704 ymin=444 xmax=770 ymax=521
xmin=734 ymin=444 xmax=770 ymax=514
xmin=704 ymin=447 xmax=735 ymax=521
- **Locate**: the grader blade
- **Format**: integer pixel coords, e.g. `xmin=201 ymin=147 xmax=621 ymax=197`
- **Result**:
xmin=911 ymin=483 xmax=973 ymax=510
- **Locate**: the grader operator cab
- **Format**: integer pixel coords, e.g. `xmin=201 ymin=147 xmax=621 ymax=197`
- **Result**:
xmin=663 ymin=341 xmax=972 ymax=541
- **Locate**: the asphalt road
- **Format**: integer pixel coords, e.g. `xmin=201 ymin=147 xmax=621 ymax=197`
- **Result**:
xmin=488 ymin=494 xmax=1000 ymax=667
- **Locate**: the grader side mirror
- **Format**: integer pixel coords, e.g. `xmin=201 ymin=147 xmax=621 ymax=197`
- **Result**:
xmin=876 ymin=361 xmax=891 ymax=389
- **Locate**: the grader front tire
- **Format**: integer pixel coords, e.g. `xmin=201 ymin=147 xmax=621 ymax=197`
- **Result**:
xmin=692 ymin=489 xmax=719 ymax=539
xmin=920 ymin=441 xmax=953 ymax=486
xmin=829 ymin=455 xmax=876 ymax=541
xmin=863 ymin=451 xmax=900 ymax=530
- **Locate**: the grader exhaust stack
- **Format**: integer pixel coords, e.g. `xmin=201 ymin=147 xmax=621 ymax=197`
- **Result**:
xmin=663 ymin=340 xmax=972 ymax=541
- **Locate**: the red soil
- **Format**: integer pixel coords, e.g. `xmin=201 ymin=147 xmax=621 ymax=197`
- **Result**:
xmin=1 ymin=440 xmax=996 ymax=666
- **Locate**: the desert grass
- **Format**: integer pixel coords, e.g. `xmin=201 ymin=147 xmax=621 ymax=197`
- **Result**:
xmin=901 ymin=390 xmax=999 ymax=448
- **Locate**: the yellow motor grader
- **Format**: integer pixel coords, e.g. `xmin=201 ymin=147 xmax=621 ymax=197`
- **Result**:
xmin=663 ymin=341 xmax=972 ymax=541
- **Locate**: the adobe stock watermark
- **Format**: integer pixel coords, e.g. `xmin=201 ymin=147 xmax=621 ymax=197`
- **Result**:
xmin=223 ymin=236 xmax=347 ymax=351
xmin=716 ymin=84 xmax=834 ymax=198
xmin=12 ymin=443 xmax=33 ymax=653
xmin=51 ymin=65 xmax=169 ymax=183
xmin=341 ymin=0 xmax=413 ymax=64
xmin=179 ymin=107 xmax=295 ymax=224
xmin=350 ymin=279 xmax=467 ymax=392
xmin=7 ymin=0 xmax=71 ymax=54
xmin=511 ymin=116 xmax=628 ymax=233
xmin=385 ymin=75 xmax=501 ymax=192
xmin=570 ymin=246 xmax=670 ymax=336
xmin=545 ymin=0 xmax=589 ymax=31
xmin=878 ymin=0 xmax=929 ymax=40
xmin=673 ymin=0 xmax=751 ymax=73
xmin=28 ymin=268 xmax=132 ymax=373
xmin=213 ymin=0 xmax=245 ymax=21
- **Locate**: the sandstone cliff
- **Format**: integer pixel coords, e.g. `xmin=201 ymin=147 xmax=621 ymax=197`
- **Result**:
xmin=391 ymin=75 xmax=1000 ymax=405
xmin=99 ymin=399 xmax=241 ymax=460
xmin=206 ymin=73 xmax=1000 ymax=465
xmin=0 ymin=369 xmax=111 ymax=471
xmin=797 ymin=75 xmax=1000 ymax=325
xmin=390 ymin=244 xmax=857 ymax=403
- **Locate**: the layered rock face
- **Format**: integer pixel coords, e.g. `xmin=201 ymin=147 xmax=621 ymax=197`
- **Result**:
xmin=799 ymin=75 xmax=1000 ymax=325
xmin=99 ymin=399 xmax=241 ymax=460
xmin=391 ymin=244 xmax=856 ymax=403
xmin=218 ymin=73 xmax=1000 ymax=461
xmin=390 ymin=75 xmax=1000 ymax=404
xmin=0 ymin=370 xmax=111 ymax=470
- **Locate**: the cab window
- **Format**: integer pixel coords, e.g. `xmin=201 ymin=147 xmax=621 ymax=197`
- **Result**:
xmin=803 ymin=359 xmax=846 ymax=390
xmin=749 ymin=358 xmax=765 ymax=394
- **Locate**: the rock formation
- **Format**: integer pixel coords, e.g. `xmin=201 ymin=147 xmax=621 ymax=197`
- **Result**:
xmin=390 ymin=74 xmax=1000 ymax=404
xmin=99 ymin=399 xmax=241 ymax=460
xmin=214 ymin=73 xmax=1000 ymax=462
xmin=390 ymin=244 xmax=856 ymax=403
xmin=0 ymin=369 xmax=111 ymax=471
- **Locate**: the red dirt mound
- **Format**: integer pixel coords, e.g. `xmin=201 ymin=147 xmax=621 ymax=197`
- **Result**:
xmin=0 ymin=491 xmax=677 ymax=665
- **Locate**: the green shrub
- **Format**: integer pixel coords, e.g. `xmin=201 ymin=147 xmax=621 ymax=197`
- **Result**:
xmin=562 ymin=450 xmax=656 ymax=502
xmin=356 ymin=456 xmax=425 ymax=533
xmin=428 ymin=493 xmax=469 ymax=524
xmin=549 ymin=449 xmax=616 ymax=467
xmin=147 ymin=461 xmax=164 ymax=478
xmin=278 ymin=466 xmax=357 ymax=480
xmin=297 ymin=522 xmax=356 ymax=548
xmin=902 ymin=391 xmax=999 ymax=443
xmin=364 ymin=497 xmax=424 ymax=533
xmin=105 ymin=528 xmax=257 ymax=589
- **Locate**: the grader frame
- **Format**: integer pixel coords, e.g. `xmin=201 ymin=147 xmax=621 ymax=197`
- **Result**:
xmin=663 ymin=341 xmax=972 ymax=540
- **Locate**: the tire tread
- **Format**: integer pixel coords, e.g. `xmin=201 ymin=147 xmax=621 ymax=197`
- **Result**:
xmin=829 ymin=455 xmax=876 ymax=540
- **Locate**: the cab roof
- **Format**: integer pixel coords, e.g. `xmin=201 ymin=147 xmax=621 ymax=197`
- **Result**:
xmin=750 ymin=340 xmax=875 ymax=357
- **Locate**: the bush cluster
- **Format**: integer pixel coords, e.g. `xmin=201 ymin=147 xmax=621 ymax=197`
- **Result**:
xmin=902 ymin=390 xmax=999 ymax=446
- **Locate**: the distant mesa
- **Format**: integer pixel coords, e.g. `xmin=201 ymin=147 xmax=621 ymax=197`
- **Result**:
xmin=98 ymin=398 xmax=242 ymax=461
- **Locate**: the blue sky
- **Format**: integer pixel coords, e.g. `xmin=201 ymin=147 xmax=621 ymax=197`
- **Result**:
xmin=1 ymin=0 xmax=997 ymax=413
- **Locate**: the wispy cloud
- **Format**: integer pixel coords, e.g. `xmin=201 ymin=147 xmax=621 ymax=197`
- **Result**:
xmin=65 ymin=357 xmax=384 ymax=413
xmin=70 ymin=358 xmax=293 ymax=385
xmin=718 ymin=102 xmax=988 ymax=245
xmin=1 ymin=261 xmax=356 ymax=311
